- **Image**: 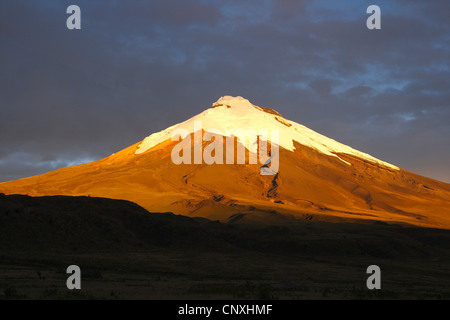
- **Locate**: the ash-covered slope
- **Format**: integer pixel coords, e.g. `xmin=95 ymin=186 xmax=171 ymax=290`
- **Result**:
xmin=1 ymin=96 xmax=450 ymax=229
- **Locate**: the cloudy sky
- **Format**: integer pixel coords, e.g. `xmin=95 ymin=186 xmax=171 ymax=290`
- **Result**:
xmin=0 ymin=0 xmax=449 ymax=183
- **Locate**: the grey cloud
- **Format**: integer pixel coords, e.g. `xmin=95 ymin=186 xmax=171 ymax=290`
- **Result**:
xmin=0 ymin=0 xmax=448 ymax=182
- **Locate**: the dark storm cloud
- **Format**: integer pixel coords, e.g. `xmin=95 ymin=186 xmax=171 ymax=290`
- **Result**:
xmin=0 ymin=0 xmax=449 ymax=182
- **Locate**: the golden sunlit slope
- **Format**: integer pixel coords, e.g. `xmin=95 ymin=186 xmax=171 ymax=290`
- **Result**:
xmin=1 ymin=96 xmax=450 ymax=229
xmin=1 ymin=133 xmax=450 ymax=229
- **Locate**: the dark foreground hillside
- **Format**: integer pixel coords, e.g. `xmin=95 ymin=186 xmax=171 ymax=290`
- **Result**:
xmin=1 ymin=194 xmax=450 ymax=299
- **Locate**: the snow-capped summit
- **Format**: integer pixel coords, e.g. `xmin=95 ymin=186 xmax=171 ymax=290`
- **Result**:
xmin=211 ymin=95 xmax=251 ymax=108
xmin=135 ymin=95 xmax=398 ymax=170
xmin=2 ymin=95 xmax=450 ymax=229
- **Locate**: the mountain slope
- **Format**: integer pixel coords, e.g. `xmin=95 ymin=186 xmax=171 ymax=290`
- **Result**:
xmin=1 ymin=96 xmax=450 ymax=229
xmin=0 ymin=194 xmax=224 ymax=251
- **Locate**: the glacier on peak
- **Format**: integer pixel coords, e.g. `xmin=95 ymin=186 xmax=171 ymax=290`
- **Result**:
xmin=135 ymin=96 xmax=399 ymax=170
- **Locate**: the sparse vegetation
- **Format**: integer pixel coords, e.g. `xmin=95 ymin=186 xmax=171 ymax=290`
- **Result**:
xmin=1 ymin=194 xmax=450 ymax=299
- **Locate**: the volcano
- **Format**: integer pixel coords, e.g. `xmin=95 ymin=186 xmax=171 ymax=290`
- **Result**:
xmin=1 ymin=96 xmax=450 ymax=229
